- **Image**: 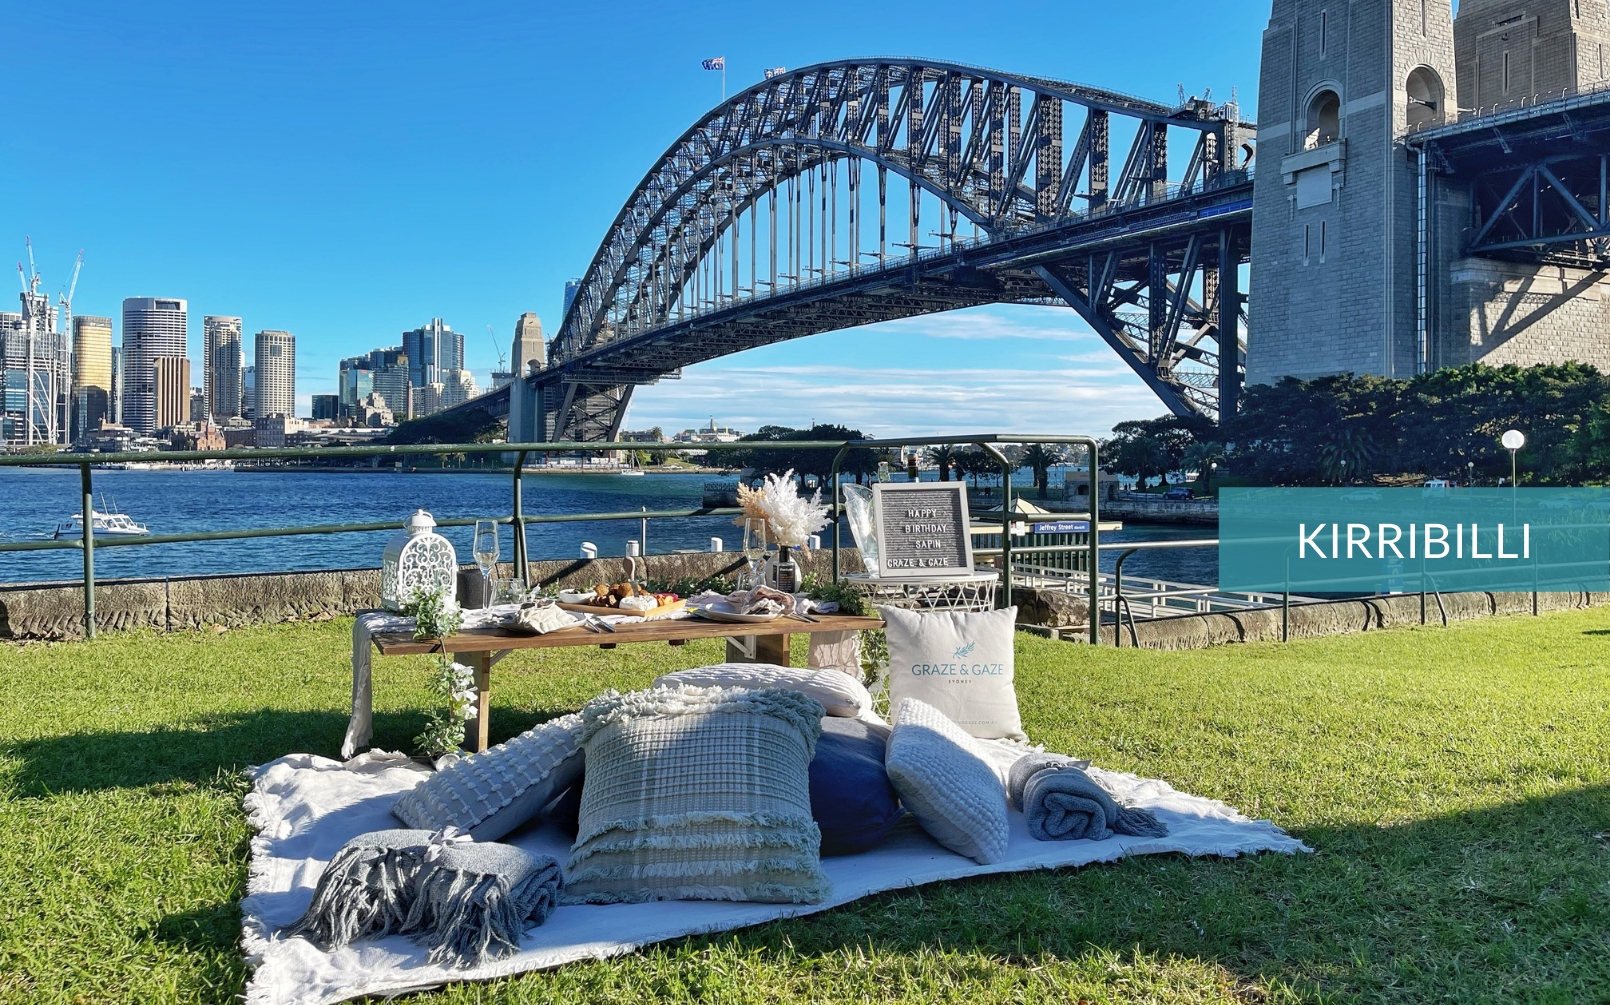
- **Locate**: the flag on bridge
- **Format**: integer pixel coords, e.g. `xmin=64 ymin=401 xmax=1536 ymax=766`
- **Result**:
xmin=764 ymin=66 xmax=786 ymax=79
xmin=702 ymin=57 xmax=725 ymax=70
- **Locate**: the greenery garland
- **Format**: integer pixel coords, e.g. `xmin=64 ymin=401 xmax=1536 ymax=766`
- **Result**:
xmin=402 ymin=588 xmax=472 ymax=756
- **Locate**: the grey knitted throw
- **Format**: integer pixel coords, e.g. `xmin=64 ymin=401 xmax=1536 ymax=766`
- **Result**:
xmin=283 ymin=828 xmax=562 ymax=968
xmin=1007 ymin=753 xmax=1168 ymax=842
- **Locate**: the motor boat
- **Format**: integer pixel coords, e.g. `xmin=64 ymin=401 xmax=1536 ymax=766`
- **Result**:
xmin=54 ymin=507 xmax=150 ymax=539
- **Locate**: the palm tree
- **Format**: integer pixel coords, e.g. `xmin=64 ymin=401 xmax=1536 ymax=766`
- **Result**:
xmin=925 ymin=445 xmax=959 ymax=481
xmin=1182 ymin=441 xmax=1226 ymax=494
xmin=1018 ymin=442 xmax=1067 ymax=498
xmin=1317 ymin=424 xmax=1378 ymax=485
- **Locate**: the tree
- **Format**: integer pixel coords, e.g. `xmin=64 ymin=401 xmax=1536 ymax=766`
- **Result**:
xmin=730 ymin=423 xmax=876 ymax=484
xmin=925 ymin=445 xmax=959 ymax=481
xmin=1182 ymin=440 xmax=1226 ymax=494
xmin=1018 ymin=442 xmax=1066 ymax=498
xmin=1103 ymin=416 xmax=1198 ymax=489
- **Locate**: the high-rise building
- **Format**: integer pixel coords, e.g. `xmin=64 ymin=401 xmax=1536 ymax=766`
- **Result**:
xmin=367 ymin=347 xmax=410 ymax=419
xmin=253 ymin=330 xmax=296 ymax=418
xmin=563 ymin=278 xmax=583 ymax=318
xmin=338 ymin=356 xmax=374 ymax=414
xmin=402 ymin=319 xmax=462 ymax=389
xmin=153 ymin=356 xmax=191 ymax=430
xmin=110 ymin=345 xmax=123 ymax=424
xmin=204 ymin=316 xmax=243 ymax=420
xmin=71 ymin=315 xmax=113 ymax=442
xmin=121 ymin=297 xmax=188 ymax=434
xmin=311 ymin=394 xmax=340 ymax=420
xmin=0 ymin=293 xmax=67 ymax=445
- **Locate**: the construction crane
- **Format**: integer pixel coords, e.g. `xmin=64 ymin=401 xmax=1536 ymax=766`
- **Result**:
xmin=58 ymin=249 xmax=83 ymax=335
xmin=487 ymin=324 xmax=507 ymax=371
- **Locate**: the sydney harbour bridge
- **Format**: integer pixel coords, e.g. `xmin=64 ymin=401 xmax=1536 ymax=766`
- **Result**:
xmin=468 ymin=58 xmax=1256 ymax=440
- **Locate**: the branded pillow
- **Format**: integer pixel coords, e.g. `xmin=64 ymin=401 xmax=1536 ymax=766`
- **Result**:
xmin=391 ymin=713 xmax=584 ymax=842
xmin=810 ymin=716 xmax=902 ymax=856
xmin=879 ymin=605 xmax=1025 ymax=740
xmin=883 ymin=698 xmax=1010 ymax=864
xmin=654 ymin=663 xmax=871 ymax=718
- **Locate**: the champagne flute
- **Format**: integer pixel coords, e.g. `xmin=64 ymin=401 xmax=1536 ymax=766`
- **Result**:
xmin=473 ymin=520 xmax=500 ymax=609
xmin=742 ymin=518 xmax=767 ymax=591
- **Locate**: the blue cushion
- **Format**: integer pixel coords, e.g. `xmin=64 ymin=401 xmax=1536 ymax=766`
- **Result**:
xmin=810 ymin=717 xmax=903 ymax=856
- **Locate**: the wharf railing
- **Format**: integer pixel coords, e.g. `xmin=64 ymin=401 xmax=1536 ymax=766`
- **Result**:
xmin=0 ymin=433 xmax=1105 ymax=642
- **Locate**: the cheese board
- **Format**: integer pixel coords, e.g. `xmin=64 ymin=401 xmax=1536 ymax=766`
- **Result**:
xmin=557 ymin=598 xmax=688 ymax=619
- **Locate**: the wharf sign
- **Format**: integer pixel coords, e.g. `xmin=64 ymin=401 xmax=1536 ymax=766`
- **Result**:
xmin=1218 ymin=488 xmax=1609 ymax=593
xmin=874 ymin=482 xmax=974 ymax=577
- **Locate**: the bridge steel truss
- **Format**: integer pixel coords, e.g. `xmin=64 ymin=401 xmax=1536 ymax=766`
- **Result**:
xmin=1412 ymin=90 xmax=1610 ymax=270
xmin=539 ymin=58 xmax=1255 ymax=440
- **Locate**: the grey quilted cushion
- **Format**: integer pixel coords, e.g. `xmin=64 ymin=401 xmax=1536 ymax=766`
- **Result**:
xmin=564 ymin=684 xmax=830 ymax=905
xmin=884 ymin=697 xmax=1010 ymax=864
xmin=391 ymin=713 xmax=584 ymax=842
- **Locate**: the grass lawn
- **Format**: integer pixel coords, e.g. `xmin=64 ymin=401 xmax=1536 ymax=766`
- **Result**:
xmin=2 ymin=608 xmax=1609 ymax=1004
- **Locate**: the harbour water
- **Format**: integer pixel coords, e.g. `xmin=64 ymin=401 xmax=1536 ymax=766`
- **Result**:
xmin=0 ymin=466 xmax=1215 ymax=585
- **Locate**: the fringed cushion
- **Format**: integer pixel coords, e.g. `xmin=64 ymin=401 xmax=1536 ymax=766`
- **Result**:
xmin=564 ymin=684 xmax=831 ymax=905
xmin=653 ymin=663 xmax=871 ymax=717
xmin=391 ymin=713 xmax=585 ymax=842
xmin=884 ymin=698 xmax=1010 ymax=864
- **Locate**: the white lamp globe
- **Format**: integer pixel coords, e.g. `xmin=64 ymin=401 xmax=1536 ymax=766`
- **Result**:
xmin=1501 ymin=429 xmax=1526 ymax=450
xmin=381 ymin=509 xmax=459 ymax=612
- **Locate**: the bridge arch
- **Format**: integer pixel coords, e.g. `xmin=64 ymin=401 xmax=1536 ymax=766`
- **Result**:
xmin=540 ymin=58 xmax=1254 ymax=440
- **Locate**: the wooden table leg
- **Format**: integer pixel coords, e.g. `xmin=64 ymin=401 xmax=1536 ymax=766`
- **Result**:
xmin=752 ymin=632 xmax=790 ymax=666
xmin=464 ymin=651 xmax=493 ymax=753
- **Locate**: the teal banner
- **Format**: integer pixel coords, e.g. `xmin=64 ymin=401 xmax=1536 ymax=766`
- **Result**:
xmin=1219 ymin=488 xmax=1610 ymax=593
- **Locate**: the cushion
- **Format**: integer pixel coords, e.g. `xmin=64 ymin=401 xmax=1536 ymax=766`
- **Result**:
xmin=654 ymin=663 xmax=871 ymax=717
xmin=390 ymin=713 xmax=584 ymax=842
xmin=564 ymin=685 xmax=831 ymax=905
xmin=879 ymin=605 xmax=1026 ymax=740
xmin=810 ymin=717 xmax=902 ymax=856
xmin=883 ymin=697 xmax=1010 ymax=864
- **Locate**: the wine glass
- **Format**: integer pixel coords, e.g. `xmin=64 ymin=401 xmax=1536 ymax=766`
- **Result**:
xmin=473 ymin=520 xmax=500 ymax=608
xmin=742 ymin=519 xmax=767 ymax=590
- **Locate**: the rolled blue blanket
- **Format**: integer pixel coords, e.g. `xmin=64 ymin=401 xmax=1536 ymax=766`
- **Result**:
xmin=1008 ymin=753 xmax=1168 ymax=842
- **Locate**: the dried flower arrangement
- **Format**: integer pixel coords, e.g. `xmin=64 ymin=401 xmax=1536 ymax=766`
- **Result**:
xmin=734 ymin=469 xmax=831 ymax=550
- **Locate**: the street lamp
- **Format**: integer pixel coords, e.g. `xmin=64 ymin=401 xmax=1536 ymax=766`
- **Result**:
xmin=1501 ymin=429 xmax=1525 ymax=487
xmin=1466 ymin=460 xmax=1474 ymax=486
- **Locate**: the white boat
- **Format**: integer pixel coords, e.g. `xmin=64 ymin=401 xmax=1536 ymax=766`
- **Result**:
xmin=54 ymin=508 xmax=150 ymax=539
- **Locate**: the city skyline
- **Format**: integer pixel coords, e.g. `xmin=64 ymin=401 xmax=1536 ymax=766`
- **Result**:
xmin=3 ymin=0 xmax=1265 ymax=436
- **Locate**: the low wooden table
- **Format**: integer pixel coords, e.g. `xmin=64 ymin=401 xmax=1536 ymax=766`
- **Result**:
xmin=371 ymin=614 xmax=884 ymax=751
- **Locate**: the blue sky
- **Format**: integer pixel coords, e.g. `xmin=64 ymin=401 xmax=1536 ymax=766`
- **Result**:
xmin=4 ymin=0 xmax=1266 ymax=435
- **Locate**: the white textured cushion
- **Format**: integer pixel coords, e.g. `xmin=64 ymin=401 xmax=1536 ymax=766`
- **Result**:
xmin=390 ymin=714 xmax=584 ymax=842
xmin=880 ymin=605 xmax=1025 ymax=740
xmin=654 ymin=663 xmax=870 ymax=718
xmin=884 ymin=697 xmax=1009 ymax=864
xmin=565 ymin=685 xmax=830 ymax=905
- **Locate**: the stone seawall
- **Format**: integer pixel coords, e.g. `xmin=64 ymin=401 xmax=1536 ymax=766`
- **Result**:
xmin=1097 ymin=590 xmax=1609 ymax=650
xmin=0 ymin=549 xmax=867 ymax=640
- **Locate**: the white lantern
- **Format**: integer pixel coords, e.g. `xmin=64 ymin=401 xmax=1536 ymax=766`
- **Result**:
xmin=381 ymin=509 xmax=459 ymax=612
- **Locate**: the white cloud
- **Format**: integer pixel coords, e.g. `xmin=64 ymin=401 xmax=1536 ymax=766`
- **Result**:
xmin=874 ymin=304 xmax=1098 ymax=342
xmin=629 ymin=362 xmax=1165 ymax=438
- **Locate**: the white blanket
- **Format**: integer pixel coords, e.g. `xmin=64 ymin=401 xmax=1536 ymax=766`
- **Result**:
xmin=241 ymin=751 xmax=1309 ymax=1005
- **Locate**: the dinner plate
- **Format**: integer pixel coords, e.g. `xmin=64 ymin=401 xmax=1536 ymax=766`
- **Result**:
xmin=688 ymin=600 xmax=783 ymax=623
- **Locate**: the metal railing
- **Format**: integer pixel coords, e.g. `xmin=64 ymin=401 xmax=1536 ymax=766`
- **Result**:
xmin=0 ymin=432 xmax=1106 ymax=643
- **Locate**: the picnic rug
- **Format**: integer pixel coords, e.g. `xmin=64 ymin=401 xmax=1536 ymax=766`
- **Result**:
xmin=241 ymin=751 xmax=1310 ymax=1005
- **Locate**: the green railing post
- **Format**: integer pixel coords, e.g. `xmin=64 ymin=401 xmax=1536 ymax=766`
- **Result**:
xmin=512 ymin=450 xmax=529 ymax=588
xmin=80 ymin=462 xmax=95 ymax=639
xmin=1087 ymin=442 xmax=1100 ymax=646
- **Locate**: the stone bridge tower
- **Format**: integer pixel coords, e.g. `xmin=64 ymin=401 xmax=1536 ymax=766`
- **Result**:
xmin=1247 ymin=0 xmax=1460 ymax=384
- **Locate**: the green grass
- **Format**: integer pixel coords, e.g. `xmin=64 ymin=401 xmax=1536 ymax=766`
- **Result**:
xmin=2 ymin=608 xmax=1609 ymax=1004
